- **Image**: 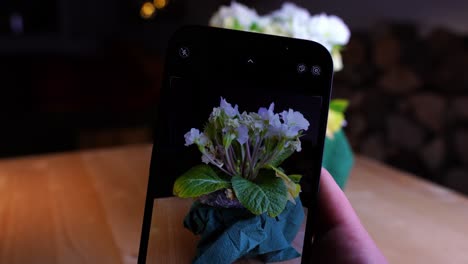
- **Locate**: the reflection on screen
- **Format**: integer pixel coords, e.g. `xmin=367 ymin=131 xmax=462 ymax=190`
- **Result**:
xmin=145 ymin=78 xmax=323 ymax=263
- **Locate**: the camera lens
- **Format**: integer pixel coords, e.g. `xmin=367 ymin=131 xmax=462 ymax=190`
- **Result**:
xmin=311 ymin=65 xmax=321 ymax=76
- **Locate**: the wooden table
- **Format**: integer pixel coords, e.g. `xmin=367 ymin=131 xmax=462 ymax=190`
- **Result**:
xmin=1 ymin=144 xmax=468 ymax=264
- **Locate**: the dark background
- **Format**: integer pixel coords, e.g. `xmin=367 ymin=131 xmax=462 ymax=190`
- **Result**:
xmin=1 ymin=0 xmax=468 ymax=193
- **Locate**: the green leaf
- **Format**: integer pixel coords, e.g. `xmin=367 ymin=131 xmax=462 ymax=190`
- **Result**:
xmin=332 ymin=45 xmax=343 ymax=53
xmin=330 ymin=99 xmax=349 ymax=113
xmin=266 ymin=165 xmax=302 ymax=203
xmin=204 ymin=122 xmax=217 ymax=140
xmin=249 ymin=22 xmax=261 ymax=32
xmin=232 ymin=171 xmax=287 ymax=217
xmin=268 ymin=147 xmax=295 ymax=167
xmin=288 ymin=174 xmax=302 ymax=183
xmin=233 ymin=19 xmax=242 ymax=30
xmin=173 ymin=165 xmax=230 ymax=198
xmin=222 ymin=133 xmax=235 ymax=149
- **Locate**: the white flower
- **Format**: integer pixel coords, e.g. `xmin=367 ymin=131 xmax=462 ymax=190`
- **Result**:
xmin=271 ymin=3 xmax=310 ymax=25
xmin=258 ymin=103 xmax=276 ymax=122
xmin=236 ymin=125 xmax=249 ymax=144
xmin=308 ymin=13 xmax=350 ymax=47
xmin=252 ymin=119 xmax=265 ymax=131
xmin=183 ymin=97 xmax=311 ymax=180
xmin=258 ymin=103 xmax=291 ymax=138
xmin=184 ymin=128 xmax=200 ymax=146
xmin=209 ymin=2 xmax=260 ymax=30
xmin=258 ymin=16 xmax=288 ymax=36
xmin=201 ymin=154 xmax=211 ymax=164
xmin=201 ymin=152 xmax=223 ymax=167
xmin=240 ymin=112 xmax=265 ymax=132
xmin=222 ymin=118 xmax=240 ymax=134
xmin=184 ymin=128 xmax=209 ymax=146
xmin=270 ymin=3 xmax=311 ymax=39
xmin=280 ymin=109 xmax=310 ymax=137
xmin=264 ymin=114 xmax=284 ymax=138
xmin=210 ymin=107 xmax=222 ymax=121
xmin=220 ymin=97 xmax=239 ymax=118
xmin=199 ymin=134 xmax=210 ymax=146
xmin=292 ymin=140 xmax=302 ymax=152
xmin=209 ymin=2 xmax=350 ymax=72
xmin=285 ymin=138 xmax=302 ymax=152
xmin=281 ymin=109 xmax=310 ymax=130
xmin=332 ymin=48 xmax=344 ymax=72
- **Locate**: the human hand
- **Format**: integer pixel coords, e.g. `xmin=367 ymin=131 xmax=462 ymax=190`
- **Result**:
xmin=310 ymin=168 xmax=388 ymax=264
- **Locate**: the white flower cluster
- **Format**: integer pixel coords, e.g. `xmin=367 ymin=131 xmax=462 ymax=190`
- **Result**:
xmin=184 ymin=97 xmax=309 ymax=179
xmin=209 ymin=2 xmax=350 ymax=71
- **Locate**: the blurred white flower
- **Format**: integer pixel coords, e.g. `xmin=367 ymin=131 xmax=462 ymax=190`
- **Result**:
xmin=258 ymin=16 xmax=288 ymax=36
xmin=209 ymin=2 xmax=350 ymax=72
xmin=271 ymin=3 xmax=311 ymax=26
xmin=332 ymin=48 xmax=344 ymax=72
xmin=209 ymin=1 xmax=260 ymax=30
xmin=270 ymin=3 xmax=311 ymax=38
xmin=276 ymin=3 xmax=310 ymax=19
xmin=308 ymin=13 xmax=350 ymax=47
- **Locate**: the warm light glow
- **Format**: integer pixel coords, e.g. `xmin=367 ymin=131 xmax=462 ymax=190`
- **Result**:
xmin=153 ymin=0 xmax=167 ymax=9
xmin=140 ymin=2 xmax=156 ymax=19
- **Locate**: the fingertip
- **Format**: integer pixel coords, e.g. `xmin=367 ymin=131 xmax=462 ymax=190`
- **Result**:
xmin=318 ymin=167 xmax=359 ymax=227
xmin=319 ymin=168 xmax=335 ymax=189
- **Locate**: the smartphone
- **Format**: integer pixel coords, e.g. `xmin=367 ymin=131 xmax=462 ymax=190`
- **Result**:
xmin=138 ymin=26 xmax=333 ymax=264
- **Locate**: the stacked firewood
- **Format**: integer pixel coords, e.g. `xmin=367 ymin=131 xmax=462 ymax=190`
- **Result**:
xmin=334 ymin=24 xmax=468 ymax=194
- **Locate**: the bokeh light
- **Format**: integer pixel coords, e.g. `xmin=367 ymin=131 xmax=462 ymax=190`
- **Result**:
xmin=140 ymin=2 xmax=156 ymax=19
xmin=153 ymin=0 xmax=168 ymax=9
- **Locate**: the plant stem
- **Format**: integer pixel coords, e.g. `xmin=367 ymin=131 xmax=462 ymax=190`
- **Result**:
xmin=245 ymin=140 xmax=253 ymax=179
xmin=224 ymin=148 xmax=234 ymax=175
xmin=246 ymin=140 xmax=252 ymax=166
xmin=250 ymin=136 xmax=264 ymax=179
xmin=230 ymin=144 xmax=238 ymax=161
xmin=241 ymin=147 xmax=247 ymax=178
xmin=204 ymin=153 xmax=233 ymax=176
xmin=229 ymin=146 xmax=239 ymax=174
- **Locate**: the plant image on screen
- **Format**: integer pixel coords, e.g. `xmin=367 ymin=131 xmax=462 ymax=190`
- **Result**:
xmin=172 ymin=97 xmax=310 ymax=263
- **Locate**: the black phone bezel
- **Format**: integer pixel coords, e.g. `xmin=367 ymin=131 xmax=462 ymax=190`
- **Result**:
xmin=138 ymin=25 xmax=333 ymax=264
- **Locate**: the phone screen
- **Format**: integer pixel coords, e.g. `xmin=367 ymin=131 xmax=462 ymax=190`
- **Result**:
xmin=139 ymin=26 xmax=333 ymax=264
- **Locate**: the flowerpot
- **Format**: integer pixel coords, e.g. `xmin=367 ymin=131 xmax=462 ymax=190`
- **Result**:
xmin=322 ymin=129 xmax=354 ymax=189
xmin=184 ymin=191 xmax=305 ymax=263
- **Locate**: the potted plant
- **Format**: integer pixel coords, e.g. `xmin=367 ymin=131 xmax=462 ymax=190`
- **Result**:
xmin=173 ymin=98 xmax=308 ymax=263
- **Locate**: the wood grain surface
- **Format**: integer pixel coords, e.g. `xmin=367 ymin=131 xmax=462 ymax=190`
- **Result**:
xmin=0 ymin=144 xmax=467 ymax=264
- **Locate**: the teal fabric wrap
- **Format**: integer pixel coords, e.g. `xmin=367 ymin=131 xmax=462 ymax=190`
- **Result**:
xmin=323 ymin=130 xmax=354 ymax=189
xmin=184 ymin=198 xmax=304 ymax=264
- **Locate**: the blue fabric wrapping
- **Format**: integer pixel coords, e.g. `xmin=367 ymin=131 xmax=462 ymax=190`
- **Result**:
xmin=184 ymin=198 xmax=305 ymax=263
